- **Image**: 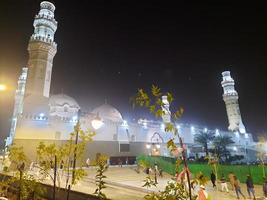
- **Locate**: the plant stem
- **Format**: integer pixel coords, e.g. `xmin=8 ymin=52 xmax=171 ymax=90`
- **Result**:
xmin=53 ymin=155 xmax=57 ymax=200
xmin=179 ymin=136 xmax=192 ymax=200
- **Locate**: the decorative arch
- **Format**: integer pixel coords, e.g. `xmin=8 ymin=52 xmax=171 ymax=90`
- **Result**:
xmin=150 ymin=132 xmax=164 ymax=143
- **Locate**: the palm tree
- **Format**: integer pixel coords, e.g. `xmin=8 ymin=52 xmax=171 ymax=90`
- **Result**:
xmin=194 ymin=130 xmax=215 ymax=156
xmin=213 ymin=135 xmax=234 ymax=161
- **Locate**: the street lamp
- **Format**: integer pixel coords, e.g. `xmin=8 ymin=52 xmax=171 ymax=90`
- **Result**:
xmin=91 ymin=113 xmax=104 ymax=130
xmin=146 ymin=144 xmax=151 ymax=155
xmin=0 ymin=84 xmax=6 ymax=91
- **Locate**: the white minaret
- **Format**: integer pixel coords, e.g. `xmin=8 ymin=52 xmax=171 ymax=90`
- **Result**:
xmin=221 ymin=71 xmax=246 ymax=133
xmin=26 ymin=1 xmax=57 ymax=97
xmin=6 ymin=68 xmax=28 ymax=146
xmin=161 ymin=95 xmax=171 ymax=123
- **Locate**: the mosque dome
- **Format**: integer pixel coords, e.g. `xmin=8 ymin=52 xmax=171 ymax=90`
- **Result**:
xmin=91 ymin=104 xmax=123 ymax=123
xmin=49 ymin=94 xmax=80 ymax=117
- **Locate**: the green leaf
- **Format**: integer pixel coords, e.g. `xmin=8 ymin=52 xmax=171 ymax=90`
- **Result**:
xmin=165 ymin=123 xmax=174 ymax=132
xmin=167 ymin=139 xmax=176 ymax=150
xmin=151 ymin=85 xmax=162 ymax=97
xmin=167 ymin=92 xmax=174 ymax=103
xmin=155 ymin=109 xmax=163 ymax=118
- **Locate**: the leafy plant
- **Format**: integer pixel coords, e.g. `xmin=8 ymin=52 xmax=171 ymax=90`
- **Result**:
xmin=132 ymin=85 xmax=193 ymax=200
xmin=94 ymin=154 xmax=109 ymax=199
xmin=142 ymin=176 xmax=157 ymax=189
xmin=194 ymin=172 xmax=209 ymax=186
xmin=3 ymin=145 xmax=45 ymax=200
xmin=36 ymin=121 xmax=95 ymax=199
xmin=144 ymin=181 xmax=196 ymax=200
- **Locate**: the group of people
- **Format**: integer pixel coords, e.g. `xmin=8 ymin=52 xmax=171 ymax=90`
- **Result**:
xmin=210 ymin=171 xmax=259 ymax=199
xmin=144 ymin=163 xmax=163 ymax=178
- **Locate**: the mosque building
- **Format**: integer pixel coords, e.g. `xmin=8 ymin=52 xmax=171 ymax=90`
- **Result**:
xmin=6 ymin=1 xmax=256 ymax=164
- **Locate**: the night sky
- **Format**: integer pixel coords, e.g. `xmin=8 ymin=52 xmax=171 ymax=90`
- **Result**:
xmin=1 ymin=1 xmax=267 ymax=143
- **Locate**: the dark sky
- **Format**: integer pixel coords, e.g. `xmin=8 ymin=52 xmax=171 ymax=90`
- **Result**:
xmin=1 ymin=1 xmax=267 ymax=142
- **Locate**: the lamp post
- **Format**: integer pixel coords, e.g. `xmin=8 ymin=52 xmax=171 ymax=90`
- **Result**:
xmin=146 ymin=144 xmax=151 ymax=155
xmin=71 ymin=110 xmax=81 ymax=185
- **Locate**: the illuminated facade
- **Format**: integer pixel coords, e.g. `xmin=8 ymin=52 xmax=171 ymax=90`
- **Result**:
xmin=8 ymin=1 xmax=256 ymax=163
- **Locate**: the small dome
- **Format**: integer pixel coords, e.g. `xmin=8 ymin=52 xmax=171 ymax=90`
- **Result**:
xmin=91 ymin=104 xmax=123 ymax=123
xmin=49 ymin=94 xmax=79 ymax=108
xmin=49 ymin=94 xmax=80 ymax=117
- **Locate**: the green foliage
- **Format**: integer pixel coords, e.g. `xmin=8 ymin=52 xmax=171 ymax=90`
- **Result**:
xmin=8 ymin=145 xmax=27 ymax=167
xmin=11 ymin=173 xmax=46 ymax=200
xmin=4 ymin=145 xmax=46 ymax=199
xmin=173 ymin=108 xmax=184 ymax=119
xmin=213 ymin=135 xmax=234 ymax=160
xmin=142 ymin=176 xmax=157 ymax=189
xmin=94 ymin=154 xmax=109 ymax=200
xmin=194 ymin=131 xmax=215 ymax=156
xmin=139 ymin=155 xmax=267 ymax=184
xmin=137 ymin=155 xmax=177 ymax=175
xmin=137 ymin=159 xmax=150 ymax=169
xmin=165 ymin=123 xmax=174 ymax=133
xmin=194 ymin=172 xmax=209 ymax=186
xmin=132 ymin=85 xmax=184 ymax=123
xmin=144 ymin=181 xmax=196 ymax=200
xmin=36 ymin=121 xmax=95 ymax=187
xmin=166 ymin=139 xmax=177 ymax=153
xmin=133 ymin=85 xmax=192 ymax=199
xmin=152 ymin=85 xmax=162 ymax=97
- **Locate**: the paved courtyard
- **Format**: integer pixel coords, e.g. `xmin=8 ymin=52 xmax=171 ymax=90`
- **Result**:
xmin=26 ymin=166 xmax=267 ymax=199
xmin=79 ymin=166 xmax=266 ymax=200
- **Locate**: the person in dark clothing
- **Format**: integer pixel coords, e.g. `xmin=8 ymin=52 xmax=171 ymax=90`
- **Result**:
xmin=210 ymin=171 xmax=216 ymax=188
xmin=145 ymin=167 xmax=150 ymax=175
xmin=246 ymin=175 xmax=256 ymax=200
xmin=159 ymin=168 xmax=163 ymax=177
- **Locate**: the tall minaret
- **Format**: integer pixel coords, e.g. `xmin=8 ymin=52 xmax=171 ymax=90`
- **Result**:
xmin=161 ymin=95 xmax=171 ymax=123
xmin=26 ymin=1 xmax=57 ymax=98
xmin=6 ymin=68 xmax=28 ymax=146
xmin=221 ymin=71 xmax=246 ymax=133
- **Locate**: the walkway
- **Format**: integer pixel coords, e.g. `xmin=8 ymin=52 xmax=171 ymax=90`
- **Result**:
xmin=11 ymin=166 xmax=267 ymax=199
xmin=81 ymin=166 xmax=266 ymax=200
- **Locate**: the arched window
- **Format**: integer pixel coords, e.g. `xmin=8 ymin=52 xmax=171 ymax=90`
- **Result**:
xmin=64 ymin=106 xmax=68 ymax=112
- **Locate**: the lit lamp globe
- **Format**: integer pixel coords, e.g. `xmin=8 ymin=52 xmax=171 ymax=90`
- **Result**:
xmin=0 ymin=84 xmax=7 ymax=91
xmin=91 ymin=114 xmax=104 ymax=130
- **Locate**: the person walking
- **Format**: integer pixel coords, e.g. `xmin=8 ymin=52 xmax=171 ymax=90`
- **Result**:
xmin=228 ymin=171 xmax=235 ymax=190
xmin=263 ymin=178 xmax=267 ymax=199
xmin=210 ymin=171 xmax=216 ymax=188
xmin=233 ymin=175 xmax=246 ymax=199
xmin=220 ymin=174 xmax=229 ymax=192
xmin=86 ymin=157 xmax=90 ymax=168
xmin=246 ymin=175 xmax=256 ymax=200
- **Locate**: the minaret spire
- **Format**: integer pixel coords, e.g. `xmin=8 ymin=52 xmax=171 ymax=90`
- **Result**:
xmin=6 ymin=67 xmax=28 ymax=146
xmin=25 ymin=1 xmax=57 ymax=97
xmin=221 ymin=71 xmax=246 ymax=133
